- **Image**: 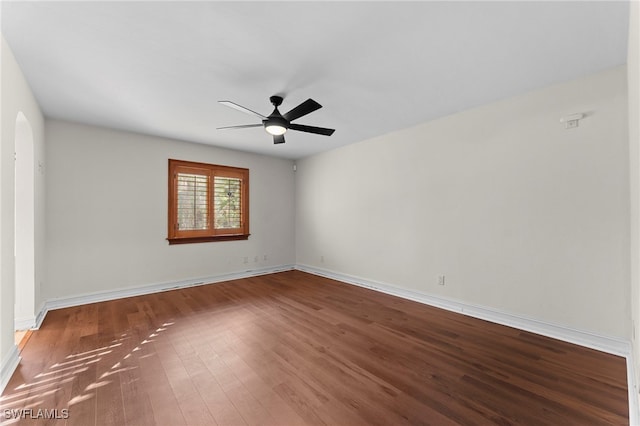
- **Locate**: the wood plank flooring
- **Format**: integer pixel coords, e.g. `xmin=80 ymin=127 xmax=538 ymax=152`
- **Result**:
xmin=0 ymin=271 xmax=629 ymax=425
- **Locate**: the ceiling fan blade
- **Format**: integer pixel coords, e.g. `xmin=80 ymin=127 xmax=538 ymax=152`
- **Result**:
xmin=273 ymin=134 xmax=285 ymax=144
xmin=219 ymin=101 xmax=266 ymax=119
xmin=289 ymin=123 xmax=335 ymax=136
xmin=217 ymin=124 xmax=263 ymax=130
xmin=283 ymin=99 xmax=322 ymax=122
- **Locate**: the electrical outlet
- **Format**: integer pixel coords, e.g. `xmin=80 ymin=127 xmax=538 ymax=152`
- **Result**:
xmin=243 ymin=257 xmax=249 ymax=264
xmin=320 ymin=255 xmax=325 ymax=263
xmin=263 ymin=254 xmax=268 ymax=261
xmin=254 ymin=256 xmax=259 ymax=263
xmin=438 ymin=275 xmax=445 ymax=286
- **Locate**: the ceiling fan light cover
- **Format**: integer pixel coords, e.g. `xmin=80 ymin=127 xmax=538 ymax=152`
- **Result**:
xmin=264 ymin=115 xmax=288 ymax=135
xmin=265 ymin=124 xmax=287 ymax=135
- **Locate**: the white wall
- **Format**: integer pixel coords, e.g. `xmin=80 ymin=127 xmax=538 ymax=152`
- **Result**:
xmin=14 ymin=112 xmax=36 ymax=326
xmin=44 ymin=120 xmax=295 ymax=299
xmin=1 ymin=36 xmax=45 ymax=383
xmin=296 ymin=66 xmax=629 ymax=339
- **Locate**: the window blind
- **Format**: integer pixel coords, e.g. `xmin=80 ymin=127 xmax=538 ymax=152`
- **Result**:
xmin=214 ymin=176 xmax=242 ymax=229
xmin=177 ymin=173 xmax=209 ymax=230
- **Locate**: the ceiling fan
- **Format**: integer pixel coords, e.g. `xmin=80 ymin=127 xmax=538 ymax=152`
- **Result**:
xmin=217 ymin=95 xmax=335 ymax=144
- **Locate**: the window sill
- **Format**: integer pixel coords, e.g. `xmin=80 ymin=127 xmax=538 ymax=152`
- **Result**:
xmin=167 ymin=234 xmax=250 ymax=245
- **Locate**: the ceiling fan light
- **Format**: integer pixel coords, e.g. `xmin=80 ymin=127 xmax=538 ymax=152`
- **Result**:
xmin=264 ymin=115 xmax=288 ymax=135
xmin=265 ymin=124 xmax=287 ymax=135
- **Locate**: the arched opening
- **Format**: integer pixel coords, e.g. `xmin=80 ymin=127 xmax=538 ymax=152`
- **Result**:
xmin=14 ymin=111 xmax=35 ymax=333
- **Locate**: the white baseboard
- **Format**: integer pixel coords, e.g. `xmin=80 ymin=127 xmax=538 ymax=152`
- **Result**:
xmin=15 ymin=301 xmax=56 ymax=330
xmin=0 ymin=345 xmax=20 ymax=395
xmin=34 ymin=301 xmax=47 ymax=329
xmin=295 ymin=264 xmax=639 ymax=424
xmin=35 ymin=264 xmax=294 ymax=326
xmin=7 ymin=266 xmax=635 ymax=355
xmin=295 ymin=264 xmax=630 ymax=356
xmin=14 ymin=316 xmax=36 ymax=331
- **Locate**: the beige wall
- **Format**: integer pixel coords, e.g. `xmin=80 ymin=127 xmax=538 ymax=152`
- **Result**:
xmin=44 ymin=120 xmax=295 ymax=299
xmin=296 ymin=66 xmax=629 ymax=339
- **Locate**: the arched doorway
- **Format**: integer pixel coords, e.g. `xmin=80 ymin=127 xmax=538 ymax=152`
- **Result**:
xmin=14 ymin=111 xmax=35 ymax=331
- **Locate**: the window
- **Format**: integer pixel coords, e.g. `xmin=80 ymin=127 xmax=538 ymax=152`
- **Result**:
xmin=168 ymin=159 xmax=249 ymax=244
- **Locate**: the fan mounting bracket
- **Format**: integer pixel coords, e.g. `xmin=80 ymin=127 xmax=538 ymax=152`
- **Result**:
xmin=269 ymin=95 xmax=284 ymax=107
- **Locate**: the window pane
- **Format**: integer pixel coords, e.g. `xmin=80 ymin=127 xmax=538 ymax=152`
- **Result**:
xmin=214 ymin=177 xmax=242 ymax=229
xmin=177 ymin=173 xmax=209 ymax=230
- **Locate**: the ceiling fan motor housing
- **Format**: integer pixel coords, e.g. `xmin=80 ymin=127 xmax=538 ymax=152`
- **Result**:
xmin=264 ymin=95 xmax=288 ymax=134
xmin=263 ymin=115 xmax=288 ymax=129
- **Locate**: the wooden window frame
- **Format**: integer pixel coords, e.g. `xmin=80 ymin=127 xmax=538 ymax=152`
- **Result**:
xmin=168 ymin=159 xmax=249 ymax=245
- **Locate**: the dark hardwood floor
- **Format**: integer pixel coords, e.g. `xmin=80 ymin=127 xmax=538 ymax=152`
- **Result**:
xmin=0 ymin=271 xmax=629 ymax=425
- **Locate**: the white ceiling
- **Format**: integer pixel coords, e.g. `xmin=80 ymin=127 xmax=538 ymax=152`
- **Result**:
xmin=1 ymin=1 xmax=630 ymax=159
